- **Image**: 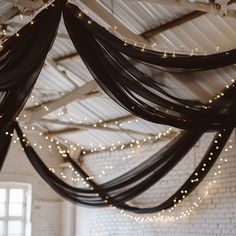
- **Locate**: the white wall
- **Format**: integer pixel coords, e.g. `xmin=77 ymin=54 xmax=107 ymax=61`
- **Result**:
xmin=1 ymin=130 xmax=236 ymax=236
xmin=0 ymin=131 xmax=64 ymax=236
xmin=75 ymin=131 xmax=236 ymax=236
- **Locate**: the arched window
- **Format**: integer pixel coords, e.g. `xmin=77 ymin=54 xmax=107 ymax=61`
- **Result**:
xmin=0 ymin=182 xmax=31 ymax=236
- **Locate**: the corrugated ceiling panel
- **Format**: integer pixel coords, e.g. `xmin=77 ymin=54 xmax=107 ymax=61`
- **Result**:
xmin=2 ymin=0 xmax=233 ymax=148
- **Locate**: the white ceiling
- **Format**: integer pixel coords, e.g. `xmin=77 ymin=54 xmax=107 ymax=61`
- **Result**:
xmin=1 ymin=0 xmax=236 ymax=153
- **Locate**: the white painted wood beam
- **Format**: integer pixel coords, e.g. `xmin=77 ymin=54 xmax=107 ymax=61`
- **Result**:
xmin=82 ymin=130 xmax=178 ymax=155
xmin=22 ymin=80 xmax=97 ymax=123
xmin=40 ymin=118 xmax=154 ymax=136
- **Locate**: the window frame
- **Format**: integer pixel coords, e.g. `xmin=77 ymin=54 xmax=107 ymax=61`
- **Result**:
xmin=0 ymin=182 xmax=32 ymax=236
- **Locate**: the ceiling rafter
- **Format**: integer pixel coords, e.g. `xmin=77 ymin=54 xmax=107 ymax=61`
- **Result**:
xmin=42 ymin=120 xmax=157 ymax=137
xmin=98 ymin=114 xmax=135 ymax=126
xmin=141 ymin=11 xmax=205 ymax=39
xmin=141 ymin=0 xmax=236 ymax=39
xmin=22 ymin=80 xmax=97 ymax=123
xmin=39 ymin=114 xmax=140 ymax=136
xmin=40 ymin=115 xmax=136 ymax=131
xmin=81 ymin=130 xmax=178 ymax=155
xmin=54 ymin=52 xmax=79 ymax=63
xmin=20 ymin=0 xmax=235 ymax=136
xmin=79 ymin=0 xmax=146 ymax=43
xmin=2 ymin=0 xmax=46 ymax=25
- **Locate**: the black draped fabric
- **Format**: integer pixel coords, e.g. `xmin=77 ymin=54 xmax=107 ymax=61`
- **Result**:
xmin=0 ymin=0 xmax=235 ymax=215
xmin=0 ymin=2 xmax=61 ymax=166
xmin=0 ymin=126 xmax=13 ymax=170
xmin=14 ymin=122 xmax=200 ymax=201
xmin=62 ymin=3 xmax=236 ymax=131
xmin=64 ymin=3 xmax=236 ymax=70
xmin=0 ymin=2 xmax=60 ymax=89
xmin=14 ymin=121 xmax=232 ymax=213
xmin=0 ymin=3 xmax=61 ymax=135
xmin=66 ymin=128 xmax=231 ymax=214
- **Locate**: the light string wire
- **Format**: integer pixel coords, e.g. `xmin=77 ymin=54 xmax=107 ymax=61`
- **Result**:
xmin=60 ymin=80 xmax=236 ymax=212
xmin=10 ymin=120 xmax=173 ymax=184
xmin=73 ymin=4 xmax=224 ymax=57
xmin=21 ymin=95 xmax=175 ymax=154
xmin=0 ymin=1 xmax=56 ymax=47
xmin=0 ymin=0 xmax=234 ymax=218
xmin=21 ymin=73 xmax=235 ymax=154
xmin=117 ymin=136 xmax=233 ymax=222
xmin=49 ymin=79 xmax=235 ymax=182
xmin=10 ymin=118 xmax=233 ymax=218
xmin=10 ymin=70 xmax=236 ymax=186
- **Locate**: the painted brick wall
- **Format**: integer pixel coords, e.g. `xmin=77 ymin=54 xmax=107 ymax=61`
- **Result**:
xmin=1 ymin=129 xmax=236 ymax=236
xmin=75 ymin=131 xmax=236 ymax=236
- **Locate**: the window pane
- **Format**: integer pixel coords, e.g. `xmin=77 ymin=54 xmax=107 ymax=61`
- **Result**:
xmin=8 ymin=221 xmax=22 ymax=234
xmin=0 ymin=221 xmax=4 ymax=234
xmin=0 ymin=204 xmax=5 ymax=217
xmin=0 ymin=189 xmax=6 ymax=202
xmin=9 ymin=203 xmax=23 ymax=217
xmin=9 ymin=189 xmax=24 ymax=203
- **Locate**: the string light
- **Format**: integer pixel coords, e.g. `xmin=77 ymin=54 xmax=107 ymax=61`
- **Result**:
xmin=16 ymin=76 xmax=236 ymax=184
xmin=11 ymin=116 xmax=175 ymax=188
xmin=12 ymin=121 xmax=173 ymax=183
xmin=82 ymin=128 xmax=173 ymax=155
xmin=118 ymin=136 xmax=233 ymax=222
xmin=9 ymin=90 xmax=236 ymax=211
xmin=24 ymin=95 xmax=175 ymax=152
xmin=6 ymin=74 xmax=236 ymax=188
xmin=75 ymin=8 xmax=223 ymax=56
xmin=0 ymin=2 xmax=55 ymax=46
xmin=3 ymin=3 xmax=234 ymax=211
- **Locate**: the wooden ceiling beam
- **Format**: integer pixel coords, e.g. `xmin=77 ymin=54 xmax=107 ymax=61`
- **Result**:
xmin=141 ymin=11 xmax=205 ymax=39
xmin=141 ymin=0 xmax=236 ymax=39
xmin=54 ymin=52 xmax=80 ymax=63
xmin=81 ymin=130 xmax=178 ymax=155
xmin=79 ymin=0 xmax=146 ymax=43
xmin=99 ymin=114 xmax=135 ymax=126
xmin=40 ymin=117 xmax=153 ymax=137
xmin=40 ymin=115 xmax=136 ymax=129
xmin=21 ymin=81 xmax=97 ymax=123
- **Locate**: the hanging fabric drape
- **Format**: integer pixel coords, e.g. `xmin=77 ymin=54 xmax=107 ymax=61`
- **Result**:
xmin=63 ymin=2 xmax=236 ymax=70
xmin=14 ymin=122 xmax=232 ymax=213
xmin=0 ymin=0 xmax=235 ymax=214
xmin=0 ymin=1 xmax=61 ymax=170
xmin=0 ymin=1 xmax=61 ymax=140
xmin=62 ymin=2 xmax=236 ymax=131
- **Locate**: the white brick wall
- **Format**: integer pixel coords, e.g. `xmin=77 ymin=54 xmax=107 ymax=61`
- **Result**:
xmin=75 ymin=132 xmax=236 ymax=236
xmin=0 ymin=131 xmax=64 ymax=236
xmin=1 ymin=129 xmax=235 ymax=236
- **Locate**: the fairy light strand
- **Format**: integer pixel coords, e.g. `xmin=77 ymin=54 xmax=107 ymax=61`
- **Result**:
xmin=117 ymin=136 xmax=233 ymax=223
